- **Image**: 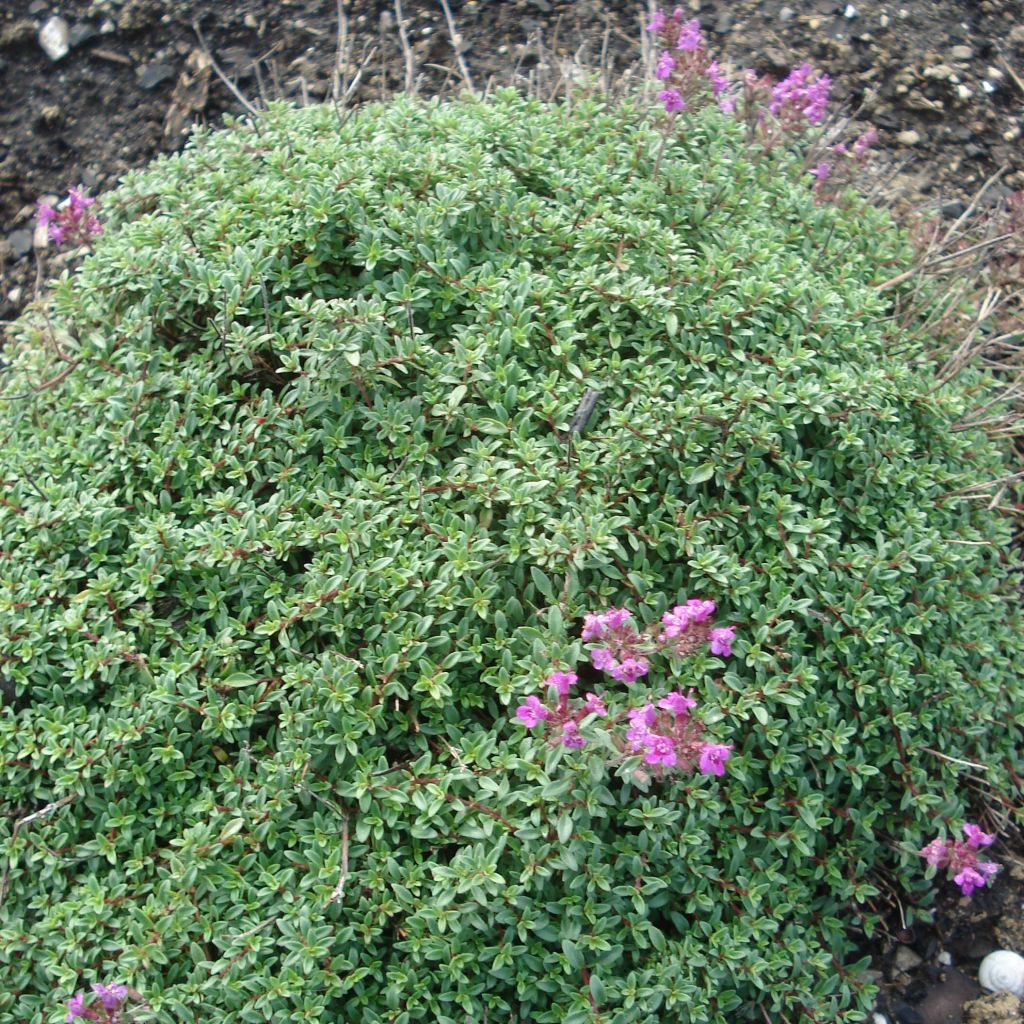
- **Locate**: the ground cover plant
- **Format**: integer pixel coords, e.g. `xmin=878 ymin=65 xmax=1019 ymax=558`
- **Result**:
xmin=0 ymin=37 xmax=1023 ymax=1023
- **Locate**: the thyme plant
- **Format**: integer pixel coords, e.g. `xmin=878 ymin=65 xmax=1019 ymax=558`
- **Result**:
xmin=1 ymin=89 xmax=1022 ymax=1023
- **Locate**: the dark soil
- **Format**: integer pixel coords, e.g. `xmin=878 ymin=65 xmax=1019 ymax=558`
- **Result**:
xmin=1 ymin=1 xmax=1023 ymax=1021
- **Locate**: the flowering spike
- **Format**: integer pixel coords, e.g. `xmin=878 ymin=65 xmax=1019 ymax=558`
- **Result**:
xmin=675 ymin=19 xmax=703 ymax=51
xmin=657 ymin=88 xmax=686 ymax=114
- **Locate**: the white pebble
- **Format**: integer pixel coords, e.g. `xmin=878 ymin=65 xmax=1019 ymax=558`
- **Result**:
xmin=38 ymin=16 xmax=70 ymax=61
xmin=979 ymin=950 xmax=1024 ymax=998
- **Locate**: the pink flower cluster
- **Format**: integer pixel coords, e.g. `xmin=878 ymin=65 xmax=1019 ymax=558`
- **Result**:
xmin=513 ymin=600 xmax=736 ymax=780
xmin=625 ymin=696 xmax=730 ymax=775
xmin=645 ymin=9 xmax=885 ymax=165
xmin=37 ymin=187 xmax=102 ymax=248
xmin=66 ymin=984 xmax=137 ymax=1023
xmin=769 ymin=63 xmax=832 ymax=127
xmin=919 ymin=823 xmax=1000 ymax=897
xmin=647 ymin=10 xmax=733 ymax=115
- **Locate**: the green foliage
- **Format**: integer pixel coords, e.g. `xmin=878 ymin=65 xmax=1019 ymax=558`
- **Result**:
xmin=1 ymin=91 xmax=1022 ymax=1023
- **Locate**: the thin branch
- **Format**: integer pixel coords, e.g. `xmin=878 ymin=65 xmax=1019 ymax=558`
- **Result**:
xmin=393 ymin=0 xmax=416 ymax=95
xmin=0 ymin=795 xmax=76 ymax=908
xmin=193 ymin=18 xmax=261 ymax=117
xmin=438 ymin=0 xmax=475 ymax=93
xmin=329 ymin=811 xmax=350 ymax=904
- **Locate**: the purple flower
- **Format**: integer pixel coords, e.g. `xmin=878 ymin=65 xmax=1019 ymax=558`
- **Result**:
xmin=656 ymin=52 xmax=676 ymax=80
xmin=963 ymin=823 xmax=996 ymax=849
xmin=93 ymin=984 xmax=129 ymax=1012
xmin=515 ymin=695 xmax=549 ymax=729
xmin=561 ymin=721 xmax=586 ymax=749
xmin=546 ymin=671 xmax=578 ymax=697
xmin=67 ymin=186 xmax=96 ymax=217
xmin=705 ymin=61 xmax=729 ymax=97
xmin=708 ymin=625 xmax=736 ymax=657
xmin=583 ymin=693 xmax=607 ymax=717
xmin=954 ymin=866 xmax=987 ymax=897
xmin=646 ymin=10 xmax=668 ymax=33
xmin=602 ymin=608 xmax=632 ymax=630
xmin=581 ymin=612 xmax=605 ymax=641
xmin=832 ymin=142 xmax=848 ymax=156
xmin=658 ymin=690 xmax=697 ymax=717
xmin=66 ymin=994 xmax=88 ymax=1023
xmin=36 ymin=187 xmax=102 ymax=247
xmin=920 ymin=838 xmax=951 ymax=868
xmin=770 ymin=64 xmax=831 ymax=126
xmin=662 ymin=599 xmax=715 ymax=638
xmin=698 ymin=742 xmax=732 ymax=777
xmin=629 ymin=703 xmax=658 ymax=728
xmin=675 ymin=18 xmax=703 ymax=51
xmin=810 ymin=162 xmax=831 ymax=182
xmin=853 ymin=128 xmax=878 ymax=157
xmin=626 ymin=703 xmax=657 ymax=751
xmin=657 ymin=88 xmax=686 ymax=114
xmin=718 ymin=95 xmax=736 ymax=113
xmin=803 ymin=76 xmax=831 ymax=124
xmin=643 ymin=733 xmax=678 ymax=766
xmin=610 ymin=657 xmax=649 ymax=684
xmin=591 ymin=648 xmax=618 ymax=673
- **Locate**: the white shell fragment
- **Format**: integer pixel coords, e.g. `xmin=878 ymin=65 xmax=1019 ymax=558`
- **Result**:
xmin=39 ymin=16 xmax=70 ymax=61
xmin=978 ymin=950 xmax=1024 ymax=998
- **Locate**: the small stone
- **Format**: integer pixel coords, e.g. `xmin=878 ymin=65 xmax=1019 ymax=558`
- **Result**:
xmin=68 ymin=21 xmax=100 ymax=48
xmin=895 ymin=945 xmax=924 ymax=973
xmin=937 ymin=950 xmax=954 ymax=965
xmin=879 ymin=12 xmax=890 ymax=27
xmin=924 ymin=64 xmax=955 ymax=80
xmin=844 ymin=3 xmax=857 ymax=17
xmin=779 ymin=6 xmax=796 ymax=21
xmin=951 ymin=44 xmax=974 ymax=60
xmin=897 ymin=129 xmax=922 ymax=146
xmin=956 ymin=84 xmax=973 ymax=101
xmin=28 ymin=0 xmax=47 ymax=13
xmin=872 ymin=1014 xmax=889 ymax=1024
xmin=713 ymin=10 xmax=733 ymax=33
xmin=1009 ymin=26 xmax=1024 ymax=45
xmin=987 ymin=66 xmax=1004 ymax=80
xmin=7 ymin=286 xmax=21 ymax=306
xmin=982 ymin=80 xmax=996 ymax=94
xmin=100 ymin=18 xmax=115 ymax=34
xmin=38 ymin=104 xmax=62 ymax=126
xmin=38 ymin=16 xmax=70 ymax=61
xmin=0 ymin=19 xmax=36 ymax=48
xmin=243 ymin=13 xmax=259 ymax=28
xmin=138 ymin=62 xmax=174 ymax=91
xmin=5 ymin=229 xmax=33 ymax=260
